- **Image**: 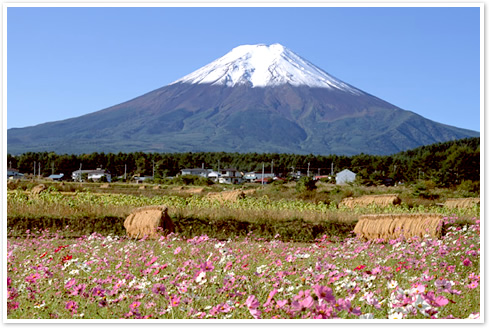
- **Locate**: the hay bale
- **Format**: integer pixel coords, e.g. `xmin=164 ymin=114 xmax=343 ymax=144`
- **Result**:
xmin=444 ymin=198 xmax=480 ymax=209
xmin=31 ymin=184 xmax=46 ymax=195
xmin=354 ymin=214 xmax=444 ymax=241
xmin=340 ymin=194 xmax=401 ymax=208
xmin=206 ymin=190 xmax=246 ymax=202
xmin=153 ymin=185 xmax=160 ymax=190
xmin=139 ymin=185 xmax=146 ymax=190
xmin=100 ymin=183 xmax=110 ymax=188
xmin=243 ymin=189 xmax=257 ymax=196
xmin=186 ymin=187 xmax=204 ymax=194
xmin=124 ymin=205 xmax=175 ymax=239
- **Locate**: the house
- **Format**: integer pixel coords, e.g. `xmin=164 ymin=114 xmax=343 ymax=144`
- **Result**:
xmin=133 ymin=176 xmax=153 ymax=184
xmin=48 ymin=173 xmax=65 ymax=181
xmin=7 ymin=168 xmax=24 ymax=180
xmin=313 ymin=175 xmax=332 ymax=181
xmin=336 ymin=169 xmax=356 ymax=185
xmin=217 ymin=168 xmax=243 ymax=184
xmin=180 ymin=168 xmax=212 ymax=178
xmin=243 ymin=171 xmax=276 ymax=183
xmin=72 ymin=168 xmax=111 ymax=182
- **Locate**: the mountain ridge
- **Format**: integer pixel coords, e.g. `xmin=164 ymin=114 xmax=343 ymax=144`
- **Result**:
xmin=7 ymin=44 xmax=479 ymax=155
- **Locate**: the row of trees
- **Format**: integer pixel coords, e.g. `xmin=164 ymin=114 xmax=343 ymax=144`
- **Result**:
xmin=7 ymin=137 xmax=479 ymax=187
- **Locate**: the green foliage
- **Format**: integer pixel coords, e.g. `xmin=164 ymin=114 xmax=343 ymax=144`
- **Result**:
xmin=456 ymin=180 xmax=480 ymax=197
xmin=6 ymin=137 xmax=480 ymax=188
xmin=295 ymin=176 xmax=317 ymax=193
xmin=412 ymin=180 xmax=438 ymax=199
xmin=171 ymin=175 xmax=214 ymax=186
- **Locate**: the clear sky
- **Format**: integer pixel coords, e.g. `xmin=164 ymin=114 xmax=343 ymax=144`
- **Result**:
xmin=6 ymin=5 xmax=481 ymax=132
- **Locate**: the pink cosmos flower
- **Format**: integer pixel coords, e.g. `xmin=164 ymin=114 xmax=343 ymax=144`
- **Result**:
xmin=313 ymin=285 xmax=335 ymax=303
xmin=25 ymin=273 xmax=41 ymax=284
xmin=463 ymin=258 xmax=473 ymax=266
xmin=245 ymin=295 xmax=260 ymax=309
xmin=65 ymin=300 xmax=78 ymax=314
xmin=467 ymin=281 xmax=479 ymax=289
xmin=129 ymin=301 xmax=141 ymax=310
xmin=170 ymin=295 xmax=181 ymax=307
xmin=152 ymin=283 xmax=166 ymax=295
xmin=174 ymin=247 xmax=182 ymax=255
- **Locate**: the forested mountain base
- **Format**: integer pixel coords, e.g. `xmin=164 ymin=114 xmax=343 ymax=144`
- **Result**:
xmin=7 ymin=137 xmax=479 ymax=188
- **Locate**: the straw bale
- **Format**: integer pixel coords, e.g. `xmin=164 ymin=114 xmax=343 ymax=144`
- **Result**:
xmin=444 ymin=198 xmax=480 ymax=209
xmin=100 ymin=183 xmax=110 ymax=188
xmin=153 ymin=185 xmax=161 ymax=190
xmin=243 ymin=189 xmax=257 ymax=196
xmin=206 ymin=190 xmax=246 ymax=202
xmin=354 ymin=214 xmax=444 ymax=241
xmin=124 ymin=205 xmax=175 ymax=239
xmin=186 ymin=187 xmax=204 ymax=194
xmin=31 ymin=184 xmax=46 ymax=195
xmin=139 ymin=185 xmax=146 ymax=190
xmin=339 ymin=194 xmax=401 ymax=208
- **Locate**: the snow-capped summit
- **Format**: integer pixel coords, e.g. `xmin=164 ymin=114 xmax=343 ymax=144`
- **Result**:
xmin=171 ymin=43 xmax=362 ymax=94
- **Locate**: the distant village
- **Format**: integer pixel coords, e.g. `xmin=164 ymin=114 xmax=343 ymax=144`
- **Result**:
xmin=7 ymin=165 xmax=358 ymax=185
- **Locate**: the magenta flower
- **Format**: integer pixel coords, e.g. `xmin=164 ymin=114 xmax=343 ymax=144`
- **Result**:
xmin=463 ymin=258 xmax=473 ymax=266
xmin=200 ymin=260 xmax=215 ymax=272
xmin=25 ymin=273 xmax=41 ymax=284
xmin=92 ymin=286 xmax=106 ymax=297
xmin=129 ymin=301 xmax=141 ymax=310
xmin=65 ymin=300 xmax=78 ymax=314
xmin=174 ymin=247 xmax=182 ymax=255
xmin=170 ymin=295 xmax=181 ymax=307
xmin=152 ymin=283 xmax=166 ymax=296
xmin=245 ymin=295 xmax=260 ymax=309
xmin=467 ymin=281 xmax=479 ymax=289
xmin=313 ymin=285 xmax=335 ymax=303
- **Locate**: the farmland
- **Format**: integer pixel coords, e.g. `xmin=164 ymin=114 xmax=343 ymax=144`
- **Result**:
xmin=6 ymin=181 xmax=481 ymax=320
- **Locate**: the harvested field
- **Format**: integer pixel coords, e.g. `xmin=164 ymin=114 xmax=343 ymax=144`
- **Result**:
xmin=354 ymin=213 xmax=444 ymax=241
xmin=444 ymin=198 xmax=480 ymax=209
xmin=340 ymin=194 xmax=401 ymax=208
xmin=206 ymin=189 xmax=246 ymax=202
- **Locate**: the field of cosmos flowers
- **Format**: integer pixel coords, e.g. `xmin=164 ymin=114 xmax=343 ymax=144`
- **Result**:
xmin=6 ymin=216 xmax=480 ymax=321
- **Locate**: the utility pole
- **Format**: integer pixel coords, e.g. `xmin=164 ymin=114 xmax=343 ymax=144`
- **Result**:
xmin=79 ymin=163 xmax=82 ymax=182
xmin=331 ymin=162 xmax=334 ymax=176
xmin=34 ymin=161 xmax=36 ymax=178
xmin=262 ymin=163 xmax=265 ymax=185
xmin=307 ymin=162 xmax=310 ymax=177
xmin=271 ymin=160 xmax=274 ymax=176
xmin=9 ymin=161 xmax=11 ymax=169
xmin=38 ymin=162 xmax=41 ymax=179
xmin=51 ymin=162 xmax=55 ymax=175
xmin=124 ymin=164 xmax=127 ymax=182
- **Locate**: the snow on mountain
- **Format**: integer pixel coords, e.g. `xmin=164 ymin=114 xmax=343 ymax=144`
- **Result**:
xmin=171 ymin=43 xmax=363 ymax=94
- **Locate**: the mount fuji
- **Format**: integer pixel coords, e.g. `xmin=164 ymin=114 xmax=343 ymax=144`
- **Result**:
xmin=7 ymin=43 xmax=479 ymax=155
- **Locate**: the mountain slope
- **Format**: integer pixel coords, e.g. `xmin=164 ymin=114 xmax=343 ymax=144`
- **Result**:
xmin=7 ymin=44 xmax=479 ymax=155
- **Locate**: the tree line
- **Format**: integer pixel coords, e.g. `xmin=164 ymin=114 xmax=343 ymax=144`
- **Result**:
xmin=7 ymin=137 xmax=479 ymax=187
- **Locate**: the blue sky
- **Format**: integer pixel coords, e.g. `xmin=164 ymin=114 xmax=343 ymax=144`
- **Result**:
xmin=6 ymin=5 xmax=481 ymax=132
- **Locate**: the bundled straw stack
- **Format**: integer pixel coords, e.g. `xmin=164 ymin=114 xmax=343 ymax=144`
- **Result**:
xmin=340 ymin=194 xmax=401 ymax=208
xmin=124 ymin=205 xmax=175 ymax=239
xmin=206 ymin=190 xmax=246 ymax=202
xmin=354 ymin=213 xmax=444 ymax=241
xmin=31 ymin=184 xmax=47 ymax=196
xmin=444 ymin=198 xmax=480 ymax=209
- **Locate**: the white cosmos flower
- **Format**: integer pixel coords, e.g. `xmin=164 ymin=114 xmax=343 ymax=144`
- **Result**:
xmin=388 ymin=312 xmax=404 ymax=319
xmin=387 ymin=280 xmax=398 ymax=289
xmin=195 ymin=271 xmax=207 ymax=284
xmin=414 ymin=295 xmax=431 ymax=316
